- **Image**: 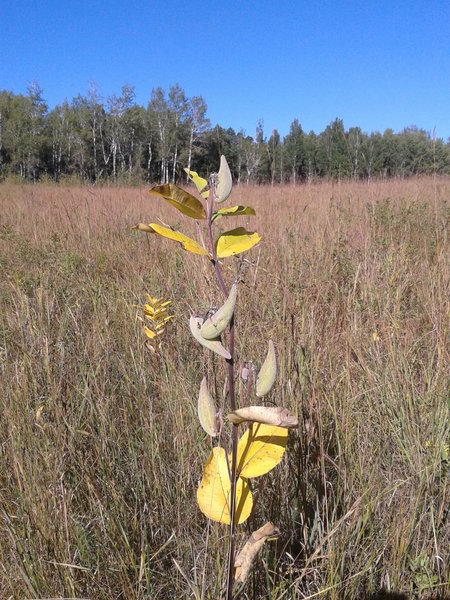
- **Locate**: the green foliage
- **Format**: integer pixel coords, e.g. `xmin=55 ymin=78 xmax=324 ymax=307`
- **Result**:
xmin=1 ymin=84 xmax=450 ymax=183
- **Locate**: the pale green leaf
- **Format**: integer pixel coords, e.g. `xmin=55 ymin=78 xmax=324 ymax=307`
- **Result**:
xmin=212 ymin=205 xmax=256 ymax=222
xmin=215 ymin=227 xmax=262 ymax=258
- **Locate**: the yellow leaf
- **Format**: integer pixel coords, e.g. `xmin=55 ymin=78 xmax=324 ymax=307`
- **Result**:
xmin=145 ymin=294 xmax=162 ymax=305
xmin=133 ymin=223 xmax=154 ymax=233
xmin=197 ymin=447 xmax=253 ymax=524
xmin=35 ymin=405 xmax=44 ymax=422
xmin=184 ymin=169 xmax=209 ymax=199
xmin=145 ymin=223 xmax=210 ymax=256
xmin=160 ymin=315 xmax=174 ymax=325
xmin=149 ymin=184 xmax=206 ymax=219
xmin=144 ymin=326 xmax=157 ymax=340
xmin=212 ymin=205 xmax=256 ymax=222
xmin=215 ymin=228 xmax=261 ymax=258
xmin=236 ymin=424 xmax=287 ymax=478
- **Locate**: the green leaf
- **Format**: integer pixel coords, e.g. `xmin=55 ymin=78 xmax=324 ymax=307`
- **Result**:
xmin=236 ymin=423 xmax=287 ymax=478
xmin=215 ymin=227 xmax=262 ymax=258
xmin=134 ymin=223 xmax=210 ymax=256
xmin=149 ymin=183 xmax=206 ymax=219
xmin=184 ymin=169 xmax=209 ymax=199
xmin=212 ymin=205 xmax=256 ymax=222
xmin=197 ymin=447 xmax=253 ymax=524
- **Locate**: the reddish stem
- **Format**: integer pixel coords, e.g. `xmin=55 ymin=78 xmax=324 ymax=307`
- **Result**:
xmin=206 ymin=185 xmax=238 ymax=599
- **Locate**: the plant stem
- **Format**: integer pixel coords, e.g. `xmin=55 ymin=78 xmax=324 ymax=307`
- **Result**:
xmin=206 ymin=186 xmax=238 ymax=599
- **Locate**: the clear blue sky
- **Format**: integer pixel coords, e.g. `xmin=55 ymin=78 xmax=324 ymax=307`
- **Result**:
xmin=1 ymin=0 xmax=449 ymax=140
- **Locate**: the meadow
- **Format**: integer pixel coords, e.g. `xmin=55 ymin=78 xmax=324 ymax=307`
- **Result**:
xmin=0 ymin=177 xmax=448 ymax=599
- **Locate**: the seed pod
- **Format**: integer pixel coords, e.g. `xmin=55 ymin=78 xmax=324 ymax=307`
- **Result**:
xmin=228 ymin=406 xmax=298 ymax=428
xmin=200 ymin=283 xmax=237 ymax=340
xmin=215 ymin=155 xmax=232 ymax=203
xmin=189 ymin=316 xmax=231 ymax=360
xmin=198 ymin=378 xmax=218 ymax=437
xmin=256 ymin=340 xmax=277 ymax=397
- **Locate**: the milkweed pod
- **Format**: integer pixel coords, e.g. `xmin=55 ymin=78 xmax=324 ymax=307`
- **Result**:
xmin=256 ymin=340 xmax=277 ymax=397
xmin=198 ymin=378 xmax=218 ymax=437
xmin=215 ymin=155 xmax=232 ymax=203
xmin=200 ymin=283 xmax=237 ymax=340
xmin=189 ymin=316 xmax=231 ymax=360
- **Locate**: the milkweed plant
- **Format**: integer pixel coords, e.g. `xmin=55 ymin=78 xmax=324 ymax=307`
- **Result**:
xmin=133 ymin=156 xmax=298 ymax=598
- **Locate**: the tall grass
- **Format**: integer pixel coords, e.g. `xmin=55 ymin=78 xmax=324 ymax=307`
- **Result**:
xmin=0 ymin=178 xmax=448 ymax=598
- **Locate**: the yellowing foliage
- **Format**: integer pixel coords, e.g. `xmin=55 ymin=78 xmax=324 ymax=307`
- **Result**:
xmin=215 ymin=227 xmax=262 ymax=258
xmin=197 ymin=424 xmax=287 ymax=524
xmin=135 ymin=223 xmax=210 ymax=256
xmin=141 ymin=294 xmax=174 ymax=352
xmin=236 ymin=424 xmax=287 ymax=478
xmin=212 ymin=205 xmax=256 ymax=221
xmin=184 ymin=169 xmax=209 ymax=199
xmin=196 ymin=447 xmax=252 ymax=524
xmin=149 ymin=183 xmax=206 ymax=219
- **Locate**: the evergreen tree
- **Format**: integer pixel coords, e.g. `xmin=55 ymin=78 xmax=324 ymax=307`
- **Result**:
xmin=284 ymin=118 xmax=306 ymax=184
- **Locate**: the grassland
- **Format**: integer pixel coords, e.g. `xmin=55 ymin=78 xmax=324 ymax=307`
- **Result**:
xmin=0 ymin=178 xmax=448 ymax=599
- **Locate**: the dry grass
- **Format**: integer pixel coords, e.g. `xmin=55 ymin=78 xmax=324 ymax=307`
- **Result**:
xmin=0 ymin=178 xmax=448 ymax=599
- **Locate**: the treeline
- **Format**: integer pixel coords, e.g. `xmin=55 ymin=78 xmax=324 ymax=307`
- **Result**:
xmin=1 ymin=82 xmax=449 ymax=184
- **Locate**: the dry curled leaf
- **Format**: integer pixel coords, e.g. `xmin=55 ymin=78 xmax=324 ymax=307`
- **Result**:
xmin=234 ymin=522 xmax=280 ymax=584
xmin=228 ymin=406 xmax=298 ymax=429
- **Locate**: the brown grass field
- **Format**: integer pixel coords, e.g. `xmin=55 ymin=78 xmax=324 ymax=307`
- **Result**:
xmin=0 ymin=178 xmax=448 ymax=599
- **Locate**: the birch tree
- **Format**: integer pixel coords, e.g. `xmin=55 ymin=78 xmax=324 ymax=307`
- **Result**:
xmin=185 ymin=95 xmax=209 ymax=182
